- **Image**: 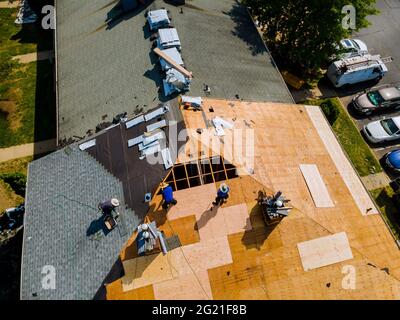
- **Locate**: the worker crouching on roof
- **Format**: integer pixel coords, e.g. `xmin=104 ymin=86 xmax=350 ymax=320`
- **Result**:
xmin=98 ymin=198 xmax=120 ymax=217
xmin=213 ymin=183 xmax=230 ymax=206
xmin=160 ymin=182 xmax=177 ymax=209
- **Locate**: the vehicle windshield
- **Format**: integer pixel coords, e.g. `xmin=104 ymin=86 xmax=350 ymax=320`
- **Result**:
xmin=343 ymin=40 xmax=352 ymax=48
xmin=381 ymin=118 xmax=400 ymax=135
xmin=367 ymin=91 xmax=385 ymax=106
xmin=351 ymin=40 xmax=360 ymax=49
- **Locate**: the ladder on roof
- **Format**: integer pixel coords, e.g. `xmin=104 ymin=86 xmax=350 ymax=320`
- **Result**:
xmin=343 ymin=56 xmax=393 ymax=71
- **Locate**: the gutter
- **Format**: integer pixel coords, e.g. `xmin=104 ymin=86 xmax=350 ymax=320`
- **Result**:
xmin=19 ymin=162 xmax=31 ymax=300
xmin=54 ymin=0 xmax=59 ymax=147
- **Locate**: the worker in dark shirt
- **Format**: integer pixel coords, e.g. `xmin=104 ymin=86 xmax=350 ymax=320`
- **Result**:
xmin=160 ymin=183 xmax=177 ymax=209
xmin=213 ymin=183 xmax=230 ymax=206
xmin=98 ymin=198 xmax=120 ymax=216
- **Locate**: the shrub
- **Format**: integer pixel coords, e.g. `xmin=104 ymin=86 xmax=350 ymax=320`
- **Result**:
xmin=320 ymin=99 xmax=340 ymax=125
xmin=0 ymin=172 xmax=26 ymax=197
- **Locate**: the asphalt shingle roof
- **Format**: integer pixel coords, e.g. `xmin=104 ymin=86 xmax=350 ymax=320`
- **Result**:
xmin=21 ymin=146 xmax=140 ymax=300
xmin=56 ymin=0 xmax=292 ymax=142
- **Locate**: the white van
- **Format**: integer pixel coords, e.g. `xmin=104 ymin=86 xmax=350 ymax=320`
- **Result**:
xmin=327 ymin=54 xmax=389 ymax=88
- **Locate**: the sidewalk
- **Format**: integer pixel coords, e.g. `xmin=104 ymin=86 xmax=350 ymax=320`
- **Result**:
xmin=12 ymin=50 xmax=54 ymax=64
xmin=0 ymin=139 xmax=56 ymax=162
xmin=0 ymin=1 xmax=20 ymax=8
xmin=361 ymin=172 xmax=391 ymax=191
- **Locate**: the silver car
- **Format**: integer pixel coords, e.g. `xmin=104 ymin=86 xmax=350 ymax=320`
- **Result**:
xmin=353 ymin=86 xmax=400 ymax=115
xmin=363 ymin=115 xmax=400 ymax=143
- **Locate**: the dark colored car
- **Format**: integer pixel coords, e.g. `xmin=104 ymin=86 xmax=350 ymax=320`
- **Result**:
xmin=353 ymin=86 xmax=400 ymax=115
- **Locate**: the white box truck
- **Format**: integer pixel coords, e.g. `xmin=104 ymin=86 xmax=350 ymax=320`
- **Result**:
xmin=327 ymin=54 xmax=390 ymax=88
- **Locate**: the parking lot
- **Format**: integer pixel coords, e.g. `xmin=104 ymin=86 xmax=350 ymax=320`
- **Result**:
xmin=332 ymin=0 xmax=400 ymax=170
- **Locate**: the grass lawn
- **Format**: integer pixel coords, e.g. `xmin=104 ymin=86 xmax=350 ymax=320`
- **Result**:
xmin=304 ymin=97 xmax=382 ymax=177
xmin=0 ymin=8 xmax=55 ymax=148
xmin=0 ymin=156 xmax=31 ymax=212
xmin=371 ymin=186 xmax=400 ymax=240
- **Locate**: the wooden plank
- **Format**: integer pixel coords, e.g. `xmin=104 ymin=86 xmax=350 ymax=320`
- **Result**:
xmin=297 ymin=232 xmax=353 ymax=271
xmin=299 ymin=164 xmax=334 ymax=208
xmin=305 ymin=105 xmax=379 ymax=215
xmin=154 ymin=47 xmax=193 ymax=79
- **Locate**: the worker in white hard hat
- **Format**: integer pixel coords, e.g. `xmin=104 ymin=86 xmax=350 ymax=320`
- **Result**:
xmin=213 ymin=183 xmax=230 ymax=206
xmin=275 ymin=200 xmax=283 ymax=208
xmin=98 ymin=198 xmax=120 ymax=216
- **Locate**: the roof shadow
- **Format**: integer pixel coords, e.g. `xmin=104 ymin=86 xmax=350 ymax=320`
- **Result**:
xmin=105 ymin=0 xmax=154 ymax=30
xmin=228 ymin=0 xmax=265 ymax=57
xmin=87 ymin=216 xmax=112 ymax=237
xmin=241 ymin=203 xmax=279 ymax=250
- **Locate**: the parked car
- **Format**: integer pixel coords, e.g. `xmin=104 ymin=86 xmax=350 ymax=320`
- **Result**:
xmin=353 ymin=86 xmax=400 ymax=115
xmin=363 ymin=115 xmax=400 ymax=143
xmin=327 ymin=54 xmax=387 ymax=88
xmin=384 ymin=149 xmax=400 ymax=172
xmin=331 ymin=39 xmax=368 ymax=60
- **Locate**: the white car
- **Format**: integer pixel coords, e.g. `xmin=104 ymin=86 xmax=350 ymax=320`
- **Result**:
xmin=363 ymin=116 xmax=400 ymax=143
xmin=332 ymin=39 xmax=368 ymax=60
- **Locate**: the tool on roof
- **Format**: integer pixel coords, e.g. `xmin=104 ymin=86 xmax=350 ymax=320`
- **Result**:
xmin=137 ymin=222 xmax=168 ymax=255
xmin=98 ymin=198 xmax=121 ymax=231
xmin=179 ymin=95 xmax=202 ymax=110
xmin=257 ymin=191 xmax=292 ymax=224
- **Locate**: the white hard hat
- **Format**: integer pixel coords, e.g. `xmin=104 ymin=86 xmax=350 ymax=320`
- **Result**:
xmin=111 ymin=198 xmax=120 ymax=207
xmin=143 ymin=231 xmax=150 ymax=239
xmin=219 ymin=183 xmax=228 ymax=193
xmin=141 ymin=223 xmax=149 ymax=231
xmin=275 ymin=200 xmax=283 ymax=207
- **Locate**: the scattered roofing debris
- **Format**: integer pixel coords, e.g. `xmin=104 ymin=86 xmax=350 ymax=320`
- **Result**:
xmin=146 ymin=8 xmax=171 ymax=31
xmin=212 ymin=116 xmax=234 ymax=136
xmin=15 ymin=0 xmax=38 ymax=25
xmin=163 ymin=68 xmax=191 ymax=96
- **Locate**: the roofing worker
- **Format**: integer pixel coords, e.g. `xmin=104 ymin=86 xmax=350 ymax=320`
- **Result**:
xmin=98 ymin=198 xmax=120 ymax=216
xmin=213 ymin=183 xmax=230 ymax=206
xmin=160 ymin=182 xmax=177 ymax=209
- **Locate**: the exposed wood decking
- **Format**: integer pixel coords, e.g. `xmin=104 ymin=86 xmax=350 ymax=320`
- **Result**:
xmin=106 ymin=99 xmax=400 ymax=300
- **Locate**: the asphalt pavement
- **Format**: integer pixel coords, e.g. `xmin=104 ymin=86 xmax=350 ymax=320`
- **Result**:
xmin=329 ymin=0 xmax=400 ymax=164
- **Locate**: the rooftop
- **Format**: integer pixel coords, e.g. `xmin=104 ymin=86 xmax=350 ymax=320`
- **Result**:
xmin=55 ymin=0 xmax=292 ymax=143
xmin=105 ymin=98 xmax=400 ymax=300
xmin=21 ymin=101 xmax=185 ymax=300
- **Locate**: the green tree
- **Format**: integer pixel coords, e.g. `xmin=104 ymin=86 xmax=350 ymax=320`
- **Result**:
xmin=244 ymin=0 xmax=378 ymax=74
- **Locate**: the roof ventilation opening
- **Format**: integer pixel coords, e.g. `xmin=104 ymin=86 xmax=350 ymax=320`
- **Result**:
xmin=160 ymin=156 xmax=239 ymax=192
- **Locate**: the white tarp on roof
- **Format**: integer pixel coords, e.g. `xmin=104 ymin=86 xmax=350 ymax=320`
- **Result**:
xmin=160 ymin=48 xmax=184 ymax=71
xmin=158 ymin=28 xmax=181 ymax=49
xmin=147 ymin=9 xmax=170 ymax=30
xmin=181 ymin=96 xmax=202 ymax=107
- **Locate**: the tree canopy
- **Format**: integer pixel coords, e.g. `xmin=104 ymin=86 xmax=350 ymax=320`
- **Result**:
xmin=244 ymin=0 xmax=379 ymax=74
